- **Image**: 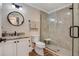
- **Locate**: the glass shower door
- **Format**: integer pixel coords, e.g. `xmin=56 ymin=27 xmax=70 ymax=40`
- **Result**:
xmin=46 ymin=5 xmax=73 ymax=56
xmin=71 ymin=3 xmax=79 ymax=56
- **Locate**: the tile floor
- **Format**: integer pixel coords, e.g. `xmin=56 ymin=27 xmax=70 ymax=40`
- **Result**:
xmin=29 ymin=48 xmax=58 ymax=56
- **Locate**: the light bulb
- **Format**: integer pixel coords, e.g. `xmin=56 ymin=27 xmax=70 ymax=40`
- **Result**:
xmin=50 ymin=18 xmax=55 ymax=22
xmin=12 ymin=4 xmax=15 ymax=8
xmin=67 ymin=12 xmax=71 ymax=15
xmin=59 ymin=21 xmax=62 ymax=24
xmin=19 ymin=7 xmax=22 ymax=10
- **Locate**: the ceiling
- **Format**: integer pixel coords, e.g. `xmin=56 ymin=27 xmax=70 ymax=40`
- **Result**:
xmin=26 ymin=3 xmax=72 ymax=14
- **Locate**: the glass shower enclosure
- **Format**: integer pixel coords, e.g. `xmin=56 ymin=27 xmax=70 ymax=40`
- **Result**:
xmin=40 ymin=3 xmax=79 ymax=56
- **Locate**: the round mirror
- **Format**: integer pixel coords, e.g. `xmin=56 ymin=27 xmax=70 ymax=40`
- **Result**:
xmin=7 ymin=11 xmax=24 ymax=26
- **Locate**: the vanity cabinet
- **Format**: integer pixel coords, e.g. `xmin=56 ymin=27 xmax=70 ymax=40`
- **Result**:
xmin=0 ymin=42 xmax=3 ymax=56
xmin=17 ymin=39 xmax=29 ymax=56
xmin=3 ymin=38 xmax=32 ymax=56
xmin=3 ymin=40 xmax=16 ymax=56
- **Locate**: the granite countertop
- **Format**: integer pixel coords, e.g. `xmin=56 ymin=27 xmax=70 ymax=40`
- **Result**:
xmin=1 ymin=36 xmax=30 ymax=41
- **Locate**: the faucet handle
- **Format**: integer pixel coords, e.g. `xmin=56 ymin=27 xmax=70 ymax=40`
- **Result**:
xmin=0 ymin=38 xmax=2 ymax=42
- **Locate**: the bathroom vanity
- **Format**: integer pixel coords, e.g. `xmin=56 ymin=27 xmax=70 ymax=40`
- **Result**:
xmin=0 ymin=3 xmax=41 ymax=56
xmin=0 ymin=10 xmax=32 ymax=56
xmin=0 ymin=37 xmax=32 ymax=56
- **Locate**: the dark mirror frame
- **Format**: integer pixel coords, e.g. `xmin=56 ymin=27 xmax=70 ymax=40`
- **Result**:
xmin=7 ymin=11 xmax=24 ymax=26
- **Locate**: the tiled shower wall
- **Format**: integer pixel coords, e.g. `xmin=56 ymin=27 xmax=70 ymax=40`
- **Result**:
xmin=40 ymin=6 xmax=73 ymax=51
xmin=48 ymin=7 xmax=72 ymax=51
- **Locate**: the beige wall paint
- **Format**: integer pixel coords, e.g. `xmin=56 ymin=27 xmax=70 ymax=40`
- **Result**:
xmin=2 ymin=3 xmax=40 ymax=37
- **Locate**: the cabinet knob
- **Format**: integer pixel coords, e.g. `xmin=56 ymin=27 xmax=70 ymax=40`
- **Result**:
xmin=14 ymin=41 xmax=16 ymax=43
xmin=17 ymin=41 xmax=19 ymax=43
xmin=29 ymin=45 xmax=31 ymax=47
xmin=4 ymin=40 xmax=6 ymax=42
xmin=28 ymin=40 xmax=30 ymax=43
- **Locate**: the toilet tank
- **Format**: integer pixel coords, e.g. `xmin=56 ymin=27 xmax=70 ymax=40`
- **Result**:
xmin=31 ymin=36 xmax=40 ymax=43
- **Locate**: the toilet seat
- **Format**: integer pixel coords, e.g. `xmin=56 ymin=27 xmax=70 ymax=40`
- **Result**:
xmin=35 ymin=42 xmax=45 ymax=48
xmin=31 ymin=36 xmax=45 ymax=55
xmin=34 ymin=42 xmax=45 ymax=56
xmin=35 ymin=47 xmax=44 ymax=56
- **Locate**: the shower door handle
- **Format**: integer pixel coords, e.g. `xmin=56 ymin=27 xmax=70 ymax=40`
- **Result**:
xmin=70 ymin=26 xmax=79 ymax=38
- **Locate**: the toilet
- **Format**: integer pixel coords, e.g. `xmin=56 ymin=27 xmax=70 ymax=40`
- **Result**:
xmin=31 ymin=36 xmax=45 ymax=56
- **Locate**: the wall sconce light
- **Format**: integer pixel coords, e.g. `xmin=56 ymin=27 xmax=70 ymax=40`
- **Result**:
xmin=19 ymin=7 xmax=22 ymax=10
xmin=12 ymin=3 xmax=22 ymax=10
xmin=12 ymin=4 xmax=15 ymax=8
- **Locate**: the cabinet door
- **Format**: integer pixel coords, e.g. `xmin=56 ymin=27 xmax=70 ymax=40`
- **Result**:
xmin=0 ymin=42 xmax=3 ymax=56
xmin=3 ymin=40 xmax=16 ymax=56
xmin=17 ymin=39 xmax=29 ymax=56
xmin=0 ymin=15 xmax=1 ymax=37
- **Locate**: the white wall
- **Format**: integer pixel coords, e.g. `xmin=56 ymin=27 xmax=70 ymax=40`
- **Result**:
xmin=2 ymin=3 xmax=40 ymax=37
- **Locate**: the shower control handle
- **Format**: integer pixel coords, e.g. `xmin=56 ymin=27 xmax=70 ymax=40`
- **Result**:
xmin=70 ymin=26 xmax=79 ymax=38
